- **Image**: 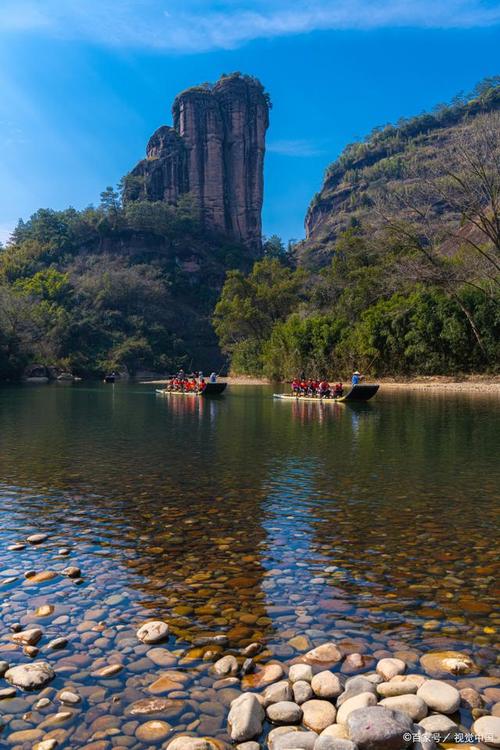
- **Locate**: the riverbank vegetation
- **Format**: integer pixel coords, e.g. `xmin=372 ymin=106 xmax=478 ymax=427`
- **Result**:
xmin=0 ymin=193 xmax=254 ymax=380
xmin=214 ymin=104 xmax=500 ymax=379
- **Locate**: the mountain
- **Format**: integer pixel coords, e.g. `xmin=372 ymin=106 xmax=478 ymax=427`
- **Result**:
xmin=0 ymin=73 xmax=269 ymax=380
xmin=124 ymin=73 xmax=270 ymax=250
xmin=297 ymin=80 xmax=500 ymax=268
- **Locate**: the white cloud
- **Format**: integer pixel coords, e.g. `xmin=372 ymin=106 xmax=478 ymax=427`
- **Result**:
xmin=0 ymin=0 xmax=499 ymax=52
xmin=268 ymin=139 xmax=325 ymax=157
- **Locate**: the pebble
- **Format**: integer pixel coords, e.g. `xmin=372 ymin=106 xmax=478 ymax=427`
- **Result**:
xmin=293 ymin=680 xmax=314 ymax=704
xmin=337 ymin=692 xmax=378 ymax=725
xmin=417 ymin=679 xmax=460 ymax=713
xmin=304 ymin=643 xmax=342 ymax=666
xmin=5 ymin=661 xmax=55 ymax=690
xmin=213 ymin=654 xmax=239 ymax=676
xmin=12 ymin=626 xmax=43 ymax=646
xmin=135 ymin=720 xmax=171 ymax=741
xmin=27 ymin=533 xmax=48 ymax=544
xmin=311 ymin=671 xmax=342 ymax=699
xmin=267 ymin=701 xmax=303 ymax=724
xmin=62 ymin=566 xmax=81 ymax=578
xmin=263 ymin=680 xmax=293 ymax=705
xmin=420 ymin=651 xmax=477 ymax=677
xmin=379 ymin=694 xmax=428 ymax=721
xmin=48 ymin=637 xmax=68 ymax=650
xmin=228 ymin=693 xmax=265 ymax=741
xmin=472 ymin=715 xmax=500 ymax=748
xmin=136 ymin=620 xmax=169 ymax=644
xmin=59 ymin=690 xmax=81 ymax=704
xmin=377 ymin=680 xmax=418 ymax=697
xmin=0 ymin=686 xmax=16 ymax=699
xmin=346 ymin=705 xmax=412 ymax=749
xmin=289 ymin=664 xmax=313 ymax=683
xmin=302 ymin=699 xmax=337 ymax=732
xmin=418 ymin=713 xmax=457 ymax=734
xmin=33 ymin=741 xmax=59 ymax=750
xmin=376 ymin=658 xmax=406 ymax=681
xmin=315 ymin=739 xmax=357 ymax=750
xmin=0 ymin=660 xmax=9 ymax=676
xmin=272 ymin=731 xmax=318 ymax=750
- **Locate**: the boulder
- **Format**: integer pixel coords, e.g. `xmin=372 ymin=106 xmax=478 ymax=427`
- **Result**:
xmin=419 ymin=651 xmax=477 ymax=678
xmin=311 ymin=671 xmax=343 ymax=699
xmin=136 ymin=620 xmax=169 ymax=644
xmin=302 ymin=700 xmax=337 ymax=733
xmin=267 ymin=701 xmax=303 ymax=724
xmin=294 ymin=680 xmax=314 ymax=704
xmin=228 ymin=693 xmax=265 ymax=741
xmin=337 ymin=693 xmax=378 ymax=726
xmin=376 ymin=658 xmax=406 ymax=681
xmin=263 ymin=680 xmax=293 ymax=706
xmin=290 ymin=664 xmax=314 ymax=683
xmin=346 ymin=706 xmax=412 ymax=749
xmin=5 ymin=662 xmax=55 ymax=690
xmin=472 ymin=715 xmax=500 ymax=748
xmin=417 ymin=679 xmax=460 ymax=714
xmin=304 ymin=643 xmax=342 ymax=666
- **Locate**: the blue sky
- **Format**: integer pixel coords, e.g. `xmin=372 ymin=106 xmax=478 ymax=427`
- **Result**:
xmin=1 ymin=1 xmax=499 ymax=244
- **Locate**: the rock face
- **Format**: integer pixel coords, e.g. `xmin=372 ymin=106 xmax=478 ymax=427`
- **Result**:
xmin=125 ymin=73 xmax=269 ymax=250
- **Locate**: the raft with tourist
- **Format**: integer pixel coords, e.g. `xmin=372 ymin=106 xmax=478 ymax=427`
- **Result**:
xmin=274 ymin=371 xmax=379 ymax=403
xmin=156 ymin=370 xmax=227 ymax=398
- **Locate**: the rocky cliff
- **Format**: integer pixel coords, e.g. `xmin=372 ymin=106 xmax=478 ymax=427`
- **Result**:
xmin=299 ymin=83 xmax=500 ymax=267
xmin=125 ymin=73 xmax=270 ymax=250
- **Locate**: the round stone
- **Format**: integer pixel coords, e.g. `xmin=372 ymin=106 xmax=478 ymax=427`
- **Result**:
xmin=301 ymin=699 xmax=337 ymax=733
xmin=5 ymin=661 xmax=55 ymax=690
xmin=304 ymin=643 xmax=342 ymax=666
xmin=420 ymin=651 xmax=478 ymax=677
xmin=62 ymin=566 xmax=81 ymax=578
xmin=337 ymin=692 xmax=378 ymax=726
xmin=228 ymin=693 xmax=265 ymax=741
xmin=377 ymin=680 xmax=418 ymax=698
xmin=264 ymin=680 xmax=293 ymax=706
xmin=417 ymin=679 xmax=460 ymax=714
xmin=137 ymin=621 xmax=169 ymax=644
xmin=376 ymin=658 xmax=406 ymax=681
xmin=293 ymin=680 xmax=313 ymax=704
xmin=27 ymin=534 xmax=48 ymax=544
xmin=267 ymin=701 xmax=303 ymax=724
xmin=135 ymin=720 xmax=172 ymax=741
xmin=379 ymin=694 xmax=428 ymax=721
xmin=272 ymin=731 xmax=318 ymax=750
xmin=289 ymin=664 xmax=313 ymax=683
xmin=311 ymin=671 xmax=342 ymax=699
xmin=472 ymin=716 xmax=500 ymax=748
xmin=418 ymin=713 xmax=457 ymax=735
xmin=213 ymin=654 xmax=239 ymax=676
xmin=346 ymin=705 xmax=412 ymax=750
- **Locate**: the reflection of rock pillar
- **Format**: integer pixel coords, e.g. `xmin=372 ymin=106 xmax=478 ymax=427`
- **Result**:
xmin=173 ymin=91 xmax=225 ymax=234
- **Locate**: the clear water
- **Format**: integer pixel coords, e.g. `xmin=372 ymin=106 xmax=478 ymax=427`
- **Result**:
xmin=0 ymin=383 xmax=498 ymax=746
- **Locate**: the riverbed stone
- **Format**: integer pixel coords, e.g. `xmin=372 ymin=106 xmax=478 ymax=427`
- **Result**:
xmin=302 ymin=700 xmax=337 ymax=733
xmin=314 ymin=738 xmax=357 ymax=750
xmin=376 ymin=658 xmax=406 ymax=681
xmin=62 ymin=566 xmax=81 ymax=578
xmin=33 ymin=741 xmax=58 ymax=750
xmin=167 ymin=737 xmax=220 ymax=750
xmin=135 ymin=720 xmax=171 ymax=741
xmin=290 ymin=664 xmax=313 ymax=683
xmin=472 ymin=716 xmax=500 ymax=748
xmin=136 ymin=621 xmax=169 ymax=644
xmin=263 ymin=680 xmax=293 ymax=705
xmin=5 ymin=661 xmax=55 ymax=690
xmin=12 ymin=627 xmax=43 ymax=646
xmin=420 ymin=651 xmax=477 ymax=678
xmin=267 ymin=701 xmax=303 ymax=724
xmin=311 ymin=671 xmax=342 ymax=699
xmin=59 ymin=690 xmax=81 ymax=704
xmin=379 ymin=694 xmax=427 ymax=721
xmin=214 ymin=655 xmax=239 ymax=676
xmin=417 ymin=679 xmax=460 ymax=713
xmin=272 ymin=731 xmax=318 ymax=750
xmin=346 ymin=706 xmax=412 ymax=749
xmin=242 ymin=662 xmax=284 ymax=688
xmin=0 ymin=660 xmax=9 ymax=676
xmin=337 ymin=693 xmax=378 ymax=726
xmin=377 ymin=680 xmax=418 ymax=698
xmin=228 ymin=693 xmax=265 ymax=741
xmin=27 ymin=533 xmax=48 ymax=544
xmin=293 ymin=680 xmax=314 ymax=704
xmin=304 ymin=644 xmax=342 ymax=666
xmin=418 ymin=713 xmax=457 ymax=735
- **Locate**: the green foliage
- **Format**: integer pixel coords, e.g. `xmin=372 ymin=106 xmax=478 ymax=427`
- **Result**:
xmin=0 ymin=192 xmax=255 ymax=380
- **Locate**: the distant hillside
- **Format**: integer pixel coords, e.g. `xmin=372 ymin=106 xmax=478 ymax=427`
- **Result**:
xmin=298 ymin=79 xmax=500 ymax=267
